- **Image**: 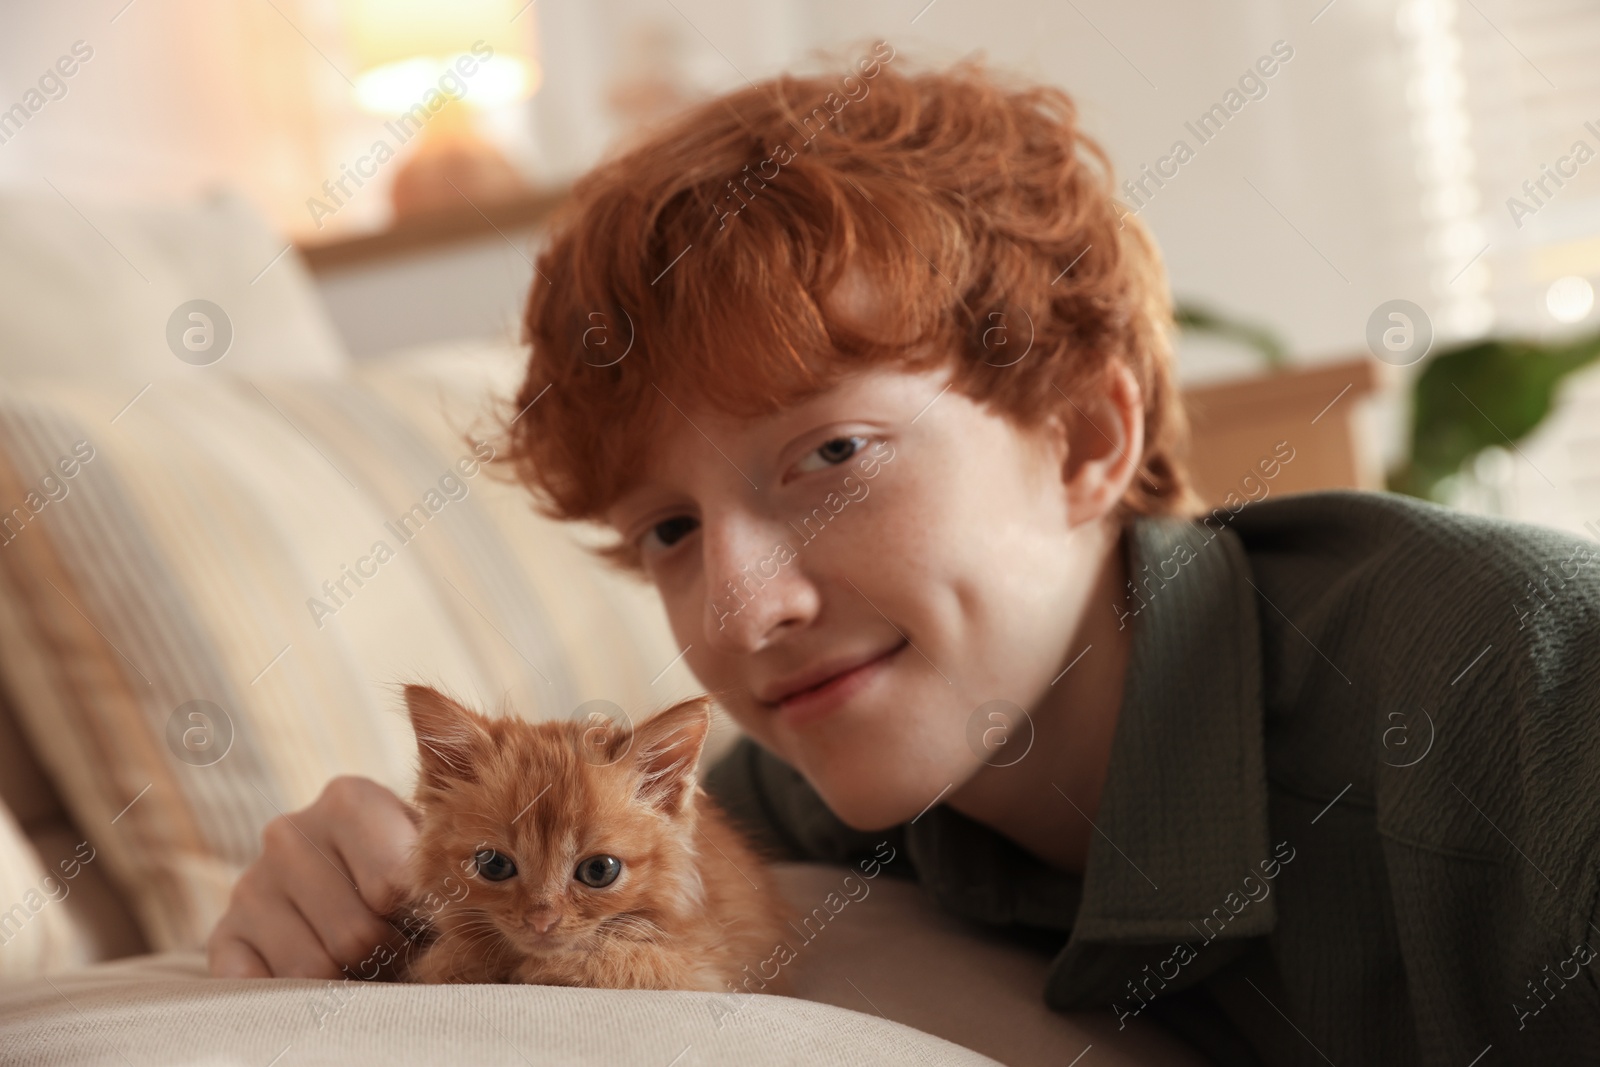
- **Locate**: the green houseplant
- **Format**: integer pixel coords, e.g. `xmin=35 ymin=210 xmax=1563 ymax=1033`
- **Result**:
xmin=1388 ymin=330 xmax=1600 ymax=501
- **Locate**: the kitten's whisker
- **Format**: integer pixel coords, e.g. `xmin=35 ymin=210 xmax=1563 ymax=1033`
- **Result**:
xmin=434 ymin=916 xmax=503 ymax=944
xmin=595 ymin=912 xmax=666 ymax=944
xmin=435 ymin=924 xmax=511 ymax=977
xmin=446 ymin=921 xmax=504 ymax=946
xmin=447 ymin=934 xmax=498 ymax=960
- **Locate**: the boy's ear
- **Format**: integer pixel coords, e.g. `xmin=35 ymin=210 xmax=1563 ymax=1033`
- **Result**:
xmin=404 ymin=685 xmax=492 ymax=788
xmin=1062 ymin=363 xmax=1145 ymax=526
xmin=631 ymin=696 xmax=713 ymax=815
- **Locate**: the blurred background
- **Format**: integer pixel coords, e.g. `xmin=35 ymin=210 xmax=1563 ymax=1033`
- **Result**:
xmin=2 ymin=0 xmax=1599 ymax=532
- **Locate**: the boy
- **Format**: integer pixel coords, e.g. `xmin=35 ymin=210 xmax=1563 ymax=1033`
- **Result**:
xmin=209 ymin=54 xmax=1600 ymax=1065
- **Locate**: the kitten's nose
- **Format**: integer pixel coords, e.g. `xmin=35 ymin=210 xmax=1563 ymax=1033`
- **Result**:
xmin=529 ymin=910 xmax=561 ymax=934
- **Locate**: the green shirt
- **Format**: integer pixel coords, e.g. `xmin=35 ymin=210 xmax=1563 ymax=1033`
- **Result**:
xmin=704 ymin=490 xmax=1600 ymax=1066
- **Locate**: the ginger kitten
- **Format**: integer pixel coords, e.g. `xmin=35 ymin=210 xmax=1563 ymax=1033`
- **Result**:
xmin=397 ymin=685 xmax=790 ymax=991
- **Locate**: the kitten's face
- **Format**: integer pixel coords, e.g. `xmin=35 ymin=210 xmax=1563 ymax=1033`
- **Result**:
xmin=404 ymin=687 xmax=710 ymax=959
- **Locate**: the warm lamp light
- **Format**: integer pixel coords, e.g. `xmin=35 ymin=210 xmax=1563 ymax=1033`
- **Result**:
xmin=354 ymin=55 xmax=536 ymax=114
xmin=337 ymin=0 xmax=540 ymax=217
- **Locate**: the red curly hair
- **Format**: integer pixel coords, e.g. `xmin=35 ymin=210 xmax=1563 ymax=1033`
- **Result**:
xmin=499 ymin=46 xmax=1198 ymax=572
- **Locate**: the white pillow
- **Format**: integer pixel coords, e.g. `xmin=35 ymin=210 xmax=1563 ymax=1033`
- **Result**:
xmin=0 ymin=799 xmax=95 ymax=977
xmin=0 ymin=185 xmax=347 ymax=380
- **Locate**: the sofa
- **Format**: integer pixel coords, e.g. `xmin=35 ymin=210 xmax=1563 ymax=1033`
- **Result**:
xmin=0 ymin=191 xmax=1203 ymax=1066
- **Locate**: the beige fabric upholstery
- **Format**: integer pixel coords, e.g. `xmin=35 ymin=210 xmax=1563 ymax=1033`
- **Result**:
xmin=0 ymin=951 xmax=998 ymax=1067
xmin=0 ymin=864 xmax=1203 ymax=1066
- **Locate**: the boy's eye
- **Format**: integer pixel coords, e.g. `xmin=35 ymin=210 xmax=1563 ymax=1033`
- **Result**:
xmin=794 ymin=435 xmax=868 ymax=475
xmin=642 ymin=515 xmax=699 ymax=553
xmin=574 ymin=854 xmax=622 ymax=888
xmin=474 ymin=849 xmax=517 ymax=882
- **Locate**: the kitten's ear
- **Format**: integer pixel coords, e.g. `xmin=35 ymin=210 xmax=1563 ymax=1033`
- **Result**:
xmin=404 ymin=685 xmax=492 ymax=788
xmin=631 ymin=697 xmax=712 ymax=816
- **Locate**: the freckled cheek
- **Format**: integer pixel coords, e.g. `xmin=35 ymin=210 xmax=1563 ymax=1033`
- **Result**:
xmin=658 ymin=573 xmax=704 ymax=645
xmin=835 ymin=482 xmax=970 ymax=639
xmin=848 ymin=462 xmax=918 ymax=526
xmin=794 ymin=482 xmax=914 ymax=599
xmin=855 ymin=464 xmax=976 ymax=576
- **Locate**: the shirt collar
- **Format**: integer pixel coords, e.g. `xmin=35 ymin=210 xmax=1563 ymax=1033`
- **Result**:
xmin=1066 ymin=513 xmax=1276 ymax=943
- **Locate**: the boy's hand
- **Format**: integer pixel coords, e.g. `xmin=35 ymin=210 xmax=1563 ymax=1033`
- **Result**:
xmin=206 ymin=775 xmax=420 ymax=979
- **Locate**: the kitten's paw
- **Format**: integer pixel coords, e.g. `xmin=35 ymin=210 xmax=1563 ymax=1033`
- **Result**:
xmin=405 ymin=945 xmax=496 ymax=985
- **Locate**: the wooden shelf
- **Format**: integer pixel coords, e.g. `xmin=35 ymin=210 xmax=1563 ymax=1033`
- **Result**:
xmin=295 ymin=186 xmax=571 ymax=274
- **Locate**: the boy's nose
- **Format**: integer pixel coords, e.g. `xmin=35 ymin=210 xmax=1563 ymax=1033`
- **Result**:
xmin=701 ymin=518 xmax=820 ymax=652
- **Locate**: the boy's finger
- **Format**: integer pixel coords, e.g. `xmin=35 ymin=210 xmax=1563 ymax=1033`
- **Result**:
xmin=207 ymin=934 xmax=271 ymax=979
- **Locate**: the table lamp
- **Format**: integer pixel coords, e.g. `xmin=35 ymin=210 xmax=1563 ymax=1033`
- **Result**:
xmin=337 ymin=0 xmax=540 ymax=217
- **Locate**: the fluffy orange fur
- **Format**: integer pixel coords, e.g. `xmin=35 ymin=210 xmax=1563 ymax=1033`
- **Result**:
xmin=397 ymin=685 xmax=791 ymax=991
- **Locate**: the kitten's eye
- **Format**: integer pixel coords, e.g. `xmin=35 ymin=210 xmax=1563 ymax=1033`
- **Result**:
xmin=793 ymin=435 xmax=868 ymax=475
xmin=473 ymin=849 xmax=517 ymax=882
xmin=574 ymin=854 xmax=622 ymax=888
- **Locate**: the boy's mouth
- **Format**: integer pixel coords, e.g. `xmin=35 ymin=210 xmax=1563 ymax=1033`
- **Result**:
xmin=758 ymin=639 xmax=909 ymax=718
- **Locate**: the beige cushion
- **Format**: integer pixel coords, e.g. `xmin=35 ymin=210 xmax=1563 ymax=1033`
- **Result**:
xmin=0 ymin=187 xmax=347 ymax=381
xmin=0 ymin=864 xmax=1203 ymax=1066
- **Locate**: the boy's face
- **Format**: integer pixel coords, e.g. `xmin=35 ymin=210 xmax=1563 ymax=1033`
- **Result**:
xmin=607 ymin=365 xmax=1119 ymax=830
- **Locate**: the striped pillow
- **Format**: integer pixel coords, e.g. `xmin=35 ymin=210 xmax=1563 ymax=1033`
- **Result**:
xmin=0 ymin=358 xmax=701 ymax=952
